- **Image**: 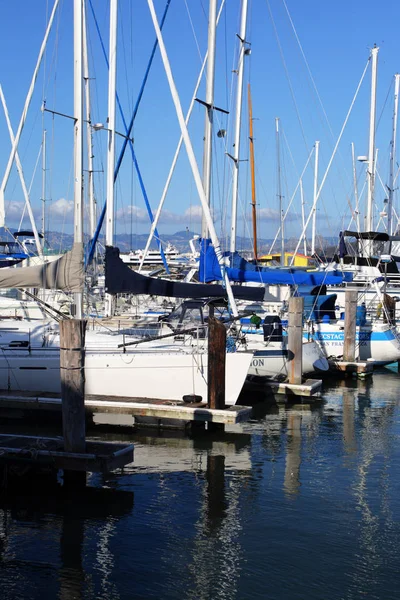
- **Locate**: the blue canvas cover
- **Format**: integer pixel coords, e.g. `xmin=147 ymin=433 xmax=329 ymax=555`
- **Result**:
xmin=199 ymin=243 xmax=353 ymax=285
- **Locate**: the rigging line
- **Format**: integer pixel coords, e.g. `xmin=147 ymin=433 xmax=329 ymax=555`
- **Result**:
xmin=281 ymin=0 xmax=357 ymax=202
xmin=0 ymin=0 xmax=60 ymax=227
xmin=184 ymin=0 xmax=204 ymax=64
xmin=290 ymin=56 xmax=371 ymax=264
xmin=139 ymin=0 xmax=227 ymax=269
xmin=376 ymin=77 xmax=393 ymax=133
xmin=281 ymin=0 xmax=335 ymax=144
xmin=265 ymin=0 xmax=309 ymax=154
xmin=119 ymin=6 xmax=132 ymax=117
xmin=17 ymin=144 xmax=44 ymax=232
xmin=268 ymin=146 xmax=314 ymax=254
xmin=86 ymin=0 xmax=172 ymax=270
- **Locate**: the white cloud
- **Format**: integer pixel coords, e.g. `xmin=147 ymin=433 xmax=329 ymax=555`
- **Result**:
xmin=48 ymin=198 xmax=74 ymax=221
xmin=257 ymin=208 xmax=298 ymax=222
xmin=115 ymin=205 xmax=148 ymax=222
xmin=4 ymin=200 xmax=26 ymax=221
xmin=114 ymin=204 xmax=207 ymax=225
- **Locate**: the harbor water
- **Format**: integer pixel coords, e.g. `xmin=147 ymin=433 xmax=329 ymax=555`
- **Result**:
xmin=1 ymin=369 xmax=400 ymax=599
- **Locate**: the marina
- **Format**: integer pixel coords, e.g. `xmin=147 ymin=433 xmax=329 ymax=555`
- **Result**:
xmin=1 ymin=0 xmax=400 ymax=598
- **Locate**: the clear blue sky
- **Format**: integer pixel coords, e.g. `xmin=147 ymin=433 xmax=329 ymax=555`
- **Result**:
xmin=0 ymin=0 xmax=399 ymax=250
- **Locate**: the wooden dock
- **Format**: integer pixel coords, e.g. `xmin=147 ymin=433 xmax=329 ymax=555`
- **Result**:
xmin=264 ymin=378 xmax=322 ymax=397
xmin=245 ymin=376 xmax=322 ymax=399
xmin=0 ymin=433 xmax=133 ymax=473
xmin=0 ymin=390 xmax=252 ymax=425
xmin=327 ymin=360 xmax=374 ymax=378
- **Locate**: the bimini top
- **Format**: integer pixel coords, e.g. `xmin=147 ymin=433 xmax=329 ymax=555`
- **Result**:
xmin=343 ymin=230 xmax=390 ymax=241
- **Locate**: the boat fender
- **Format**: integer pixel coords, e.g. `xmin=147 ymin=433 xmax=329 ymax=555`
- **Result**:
xmin=182 ymin=394 xmax=202 ymax=404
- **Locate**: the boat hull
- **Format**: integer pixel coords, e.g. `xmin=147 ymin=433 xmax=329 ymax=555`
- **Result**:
xmin=0 ymin=347 xmax=253 ymax=407
xmin=309 ymin=322 xmax=400 ymax=365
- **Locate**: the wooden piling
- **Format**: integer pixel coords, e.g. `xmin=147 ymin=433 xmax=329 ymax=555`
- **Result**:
xmin=343 ymin=290 xmax=358 ymax=362
xmin=287 ymin=296 xmax=304 ymax=385
xmin=60 ymin=319 xmax=87 ymax=455
xmin=207 ymin=316 xmax=226 ymax=410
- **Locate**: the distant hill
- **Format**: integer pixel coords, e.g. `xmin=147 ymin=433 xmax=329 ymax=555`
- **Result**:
xmin=0 ymin=227 xmax=339 ymax=255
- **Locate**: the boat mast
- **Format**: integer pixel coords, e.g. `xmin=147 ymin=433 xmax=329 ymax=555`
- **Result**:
xmin=365 ymin=45 xmax=379 ymax=256
xmin=73 ymin=0 xmax=84 ymax=318
xmin=311 ymin=140 xmax=319 ymax=255
xmin=104 ymin=0 xmax=118 ymax=318
xmin=41 ymin=129 xmax=47 ymax=249
xmin=248 ymin=83 xmax=257 ymax=260
xmin=83 ymin=1 xmax=96 ymax=241
xmin=388 ymin=73 xmax=400 ymax=236
xmin=351 ymin=142 xmax=361 ymax=232
xmin=229 ymin=0 xmax=249 ymax=255
xmin=275 ymin=117 xmax=284 ymax=266
xmin=300 ymin=179 xmax=307 ymax=255
xmin=201 ymin=0 xmax=217 ymax=240
xmin=147 ymin=0 xmax=239 ymax=317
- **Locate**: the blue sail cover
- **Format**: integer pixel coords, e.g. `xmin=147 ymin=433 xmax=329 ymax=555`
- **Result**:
xmin=199 ymin=243 xmax=353 ymax=286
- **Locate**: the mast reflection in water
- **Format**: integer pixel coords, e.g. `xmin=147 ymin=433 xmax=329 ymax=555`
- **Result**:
xmin=0 ymin=370 xmax=400 ymax=599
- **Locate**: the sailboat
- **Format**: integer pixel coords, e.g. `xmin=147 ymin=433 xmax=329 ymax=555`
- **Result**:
xmin=302 ymin=46 xmax=400 ymax=366
xmin=0 ymin=0 xmax=256 ymax=407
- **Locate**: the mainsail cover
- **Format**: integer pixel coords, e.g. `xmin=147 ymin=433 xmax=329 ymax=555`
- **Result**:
xmin=0 ymin=242 xmax=84 ymax=291
xmin=105 ymin=246 xmax=268 ymax=301
xmin=199 ymin=243 xmax=353 ymax=285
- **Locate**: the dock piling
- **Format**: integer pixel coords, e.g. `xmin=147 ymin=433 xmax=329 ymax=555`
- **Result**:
xmin=288 ymin=296 xmax=304 ymax=385
xmin=343 ymin=290 xmax=358 ymax=362
xmin=207 ymin=306 xmax=226 ymax=432
xmin=60 ymin=318 xmax=87 ymax=483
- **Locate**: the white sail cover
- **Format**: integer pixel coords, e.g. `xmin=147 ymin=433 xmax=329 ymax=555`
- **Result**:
xmin=0 ymin=242 xmax=84 ymax=291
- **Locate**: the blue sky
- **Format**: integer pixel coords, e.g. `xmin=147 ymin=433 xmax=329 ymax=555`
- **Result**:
xmin=0 ymin=0 xmax=399 ymax=251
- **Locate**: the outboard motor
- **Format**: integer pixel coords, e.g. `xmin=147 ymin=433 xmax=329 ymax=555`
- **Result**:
xmin=263 ymin=315 xmax=283 ymax=343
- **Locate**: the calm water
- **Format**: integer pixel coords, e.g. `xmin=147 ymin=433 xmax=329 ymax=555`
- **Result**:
xmin=1 ymin=370 xmax=400 ymax=599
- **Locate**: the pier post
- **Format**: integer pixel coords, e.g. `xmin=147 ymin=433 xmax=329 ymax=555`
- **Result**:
xmin=343 ymin=290 xmax=358 ymax=362
xmin=207 ymin=305 xmax=226 ymax=433
xmin=288 ymin=296 xmax=304 ymax=385
xmin=208 ymin=316 xmax=226 ymax=410
xmin=60 ymin=318 xmax=87 ymax=459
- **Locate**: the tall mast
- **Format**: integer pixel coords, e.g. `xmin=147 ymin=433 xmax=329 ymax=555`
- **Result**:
xmin=248 ymin=83 xmax=257 ymax=260
xmin=275 ymin=117 xmax=284 ymax=265
xmin=201 ymin=0 xmax=217 ymax=240
xmin=147 ymin=0 xmax=239 ymax=317
xmin=300 ymin=179 xmax=307 ymax=255
xmin=311 ymin=140 xmax=319 ymax=255
xmin=351 ymin=142 xmax=361 ymax=232
xmin=105 ymin=0 xmax=118 ymax=317
xmin=41 ymin=129 xmax=47 ymax=249
xmin=73 ymin=0 xmax=84 ymax=318
xmin=365 ymin=45 xmax=379 ymax=256
xmin=229 ymin=0 xmax=249 ymax=254
xmin=388 ymin=73 xmax=400 ymax=236
xmin=83 ymin=1 xmax=96 ymax=240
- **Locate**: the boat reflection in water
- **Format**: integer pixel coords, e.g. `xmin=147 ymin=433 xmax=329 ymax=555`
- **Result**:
xmin=1 ymin=369 xmax=400 ymax=599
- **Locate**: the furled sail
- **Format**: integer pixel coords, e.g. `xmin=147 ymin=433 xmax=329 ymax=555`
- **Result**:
xmin=0 ymin=242 xmax=84 ymax=291
xmin=105 ymin=246 xmax=268 ymax=301
xmin=199 ymin=243 xmax=353 ymax=286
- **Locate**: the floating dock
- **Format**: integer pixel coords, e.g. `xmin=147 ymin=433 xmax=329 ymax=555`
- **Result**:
xmin=0 ymin=433 xmax=133 ymax=472
xmin=0 ymin=390 xmax=252 ymax=426
xmin=245 ymin=377 xmax=322 ymax=399
xmin=327 ymin=360 xmax=374 ymax=378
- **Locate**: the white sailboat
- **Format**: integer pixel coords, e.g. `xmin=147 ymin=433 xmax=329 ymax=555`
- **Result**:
xmin=0 ymin=0 xmax=253 ymax=407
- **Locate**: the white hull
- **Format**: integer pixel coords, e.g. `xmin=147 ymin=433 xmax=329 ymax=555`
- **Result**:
xmin=310 ymin=322 xmax=400 ymax=365
xmin=0 ymin=345 xmax=253 ymax=407
xmin=246 ymin=339 xmax=328 ymax=379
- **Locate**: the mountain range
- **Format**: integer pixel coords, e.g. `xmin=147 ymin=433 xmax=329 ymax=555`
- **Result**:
xmin=0 ymin=227 xmax=339 ymax=255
